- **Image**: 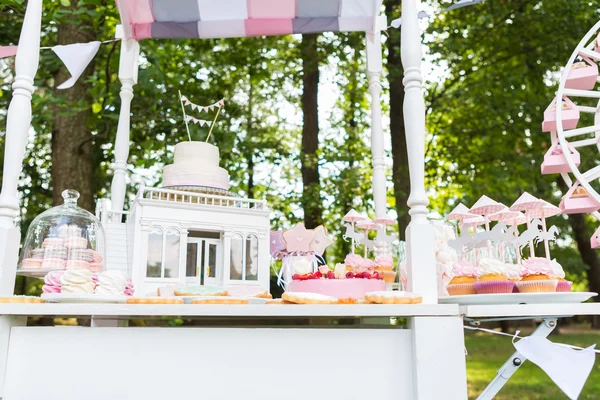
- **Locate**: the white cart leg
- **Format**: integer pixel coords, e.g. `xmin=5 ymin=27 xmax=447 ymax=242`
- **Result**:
xmin=0 ymin=316 xmax=26 ymax=397
xmin=411 ymin=316 xmax=469 ymax=399
xmin=477 ymin=318 xmax=558 ymax=400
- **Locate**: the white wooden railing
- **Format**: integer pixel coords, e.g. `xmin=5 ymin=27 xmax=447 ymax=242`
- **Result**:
xmin=137 ymin=186 xmax=268 ymax=211
xmin=96 ymin=198 xmax=130 ymax=224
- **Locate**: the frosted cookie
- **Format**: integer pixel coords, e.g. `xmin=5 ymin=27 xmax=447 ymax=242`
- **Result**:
xmin=0 ymin=296 xmax=45 ymax=303
xmin=64 ymin=237 xmax=87 ymax=249
xmin=282 ymin=292 xmax=337 ymax=304
xmin=364 ymin=291 xmax=422 ymax=304
xmin=225 ymin=285 xmax=272 ymax=299
xmin=42 ymin=258 xmax=66 ymax=270
xmin=191 ymin=297 xmax=249 ymax=304
xmin=265 ymin=299 xmax=294 ymax=305
xmin=126 ymin=297 xmax=183 ymax=304
xmin=174 ymin=286 xmax=228 ymax=297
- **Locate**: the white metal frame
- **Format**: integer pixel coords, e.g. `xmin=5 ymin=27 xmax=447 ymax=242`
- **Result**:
xmin=554 ymin=20 xmax=600 ymax=222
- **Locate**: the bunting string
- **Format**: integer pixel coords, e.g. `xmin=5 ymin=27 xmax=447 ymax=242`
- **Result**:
xmin=180 ymin=96 xmax=225 ymax=113
xmin=185 ymin=115 xmax=212 ymax=127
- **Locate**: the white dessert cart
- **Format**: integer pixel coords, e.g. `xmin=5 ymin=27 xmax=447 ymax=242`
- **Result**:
xmin=0 ymin=1 xmax=597 ymax=399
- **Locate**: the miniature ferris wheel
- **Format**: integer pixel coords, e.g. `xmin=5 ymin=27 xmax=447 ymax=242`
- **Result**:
xmin=541 ymin=20 xmax=600 ymax=247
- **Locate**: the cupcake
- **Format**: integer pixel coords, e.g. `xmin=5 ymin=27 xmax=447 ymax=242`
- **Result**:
xmin=516 ymin=257 xmax=558 ymax=293
xmin=473 ymin=258 xmax=514 ymax=294
xmin=549 ymin=258 xmax=572 ymax=292
xmin=374 ymin=255 xmax=396 ymax=283
xmin=447 ymin=260 xmax=478 ymax=295
xmin=503 ymin=263 xmax=522 ymax=293
xmin=344 ymin=253 xmax=374 ymax=273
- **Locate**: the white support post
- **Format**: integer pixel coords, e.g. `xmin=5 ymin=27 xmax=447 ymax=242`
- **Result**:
xmin=366 ymin=18 xmax=389 ymax=257
xmin=400 ymin=0 xmax=437 ymax=303
xmin=410 ymin=317 xmax=469 ymax=399
xmin=0 ymin=316 xmax=26 ymax=397
xmin=0 ymin=0 xmax=43 ymax=296
xmin=109 ymin=39 xmax=139 ymax=220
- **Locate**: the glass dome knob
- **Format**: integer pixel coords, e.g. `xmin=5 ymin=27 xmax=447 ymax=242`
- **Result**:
xmin=62 ymin=189 xmax=80 ymax=207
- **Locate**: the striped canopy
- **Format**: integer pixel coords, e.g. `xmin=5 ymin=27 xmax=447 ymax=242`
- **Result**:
xmin=117 ymin=0 xmax=383 ymax=40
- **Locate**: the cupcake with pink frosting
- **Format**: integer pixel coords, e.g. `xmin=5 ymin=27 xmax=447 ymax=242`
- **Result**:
xmin=447 ymin=260 xmax=478 ymax=295
xmin=42 ymin=271 xmax=63 ymax=294
xmin=516 ymin=257 xmax=558 ymax=293
xmin=374 ymin=255 xmax=396 ymax=283
xmin=344 ymin=253 xmax=375 ymax=273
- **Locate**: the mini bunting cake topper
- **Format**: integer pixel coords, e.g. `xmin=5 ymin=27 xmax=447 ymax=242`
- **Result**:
xmin=178 ymin=91 xmax=225 ymax=142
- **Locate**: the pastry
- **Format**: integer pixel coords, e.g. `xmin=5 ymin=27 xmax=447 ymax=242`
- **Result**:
xmin=64 ymin=237 xmax=88 ymax=249
xmin=224 ymin=285 xmax=271 ymax=299
xmin=44 ymin=246 xmax=68 ymax=260
xmin=43 ymin=238 xmax=64 ymax=248
xmin=517 ymin=257 xmax=558 ymax=292
xmin=473 ymin=258 xmax=514 ymax=294
xmin=191 ymin=297 xmax=249 ymax=304
xmin=174 ymin=286 xmax=228 ymax=296
xmin=95 ymin=270 xmax=128 ymax=295
xmin=20 ymin=258 xmax=42 ymax=269
xmin=66 ymin=260 xmax=90 ymax=270
xmin=0 ymin=296 xmax=45 ymax=303
xmin=364 ymin=291 xmax=422 ymax=304
xmin=281 ymin=292 xmax=337 ymax=304
xmin=31 ymin=249 xmax=45 ymax=259
xmin=572 ymin=187 xmax=589 ymax=198
xmin=126 ymin=297 xmax=183 ymax=304
xmin=42 ymin=271 xmax=63 ymax=294
xmin=68 ymin=249 xmax=93 ymax=262
xmin=60 ymin=269 xmax=95 ymax=294
xmin=89 ymin=262 xmax=103 ymax=272
xmin=374 ymin=255 xmax=396 ymax=283
xmin=447 ymin=260 xmax=478 ymax=295
xmin=41 ymin=258 xmax=66 ymax=270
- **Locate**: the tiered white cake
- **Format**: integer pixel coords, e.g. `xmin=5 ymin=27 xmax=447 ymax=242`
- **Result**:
xmin=163 ymin=142 xmax=229 ymax=190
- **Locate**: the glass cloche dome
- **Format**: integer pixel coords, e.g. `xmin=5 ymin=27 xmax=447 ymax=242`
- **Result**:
xmin=18 ymin=190 xmax=106 ymax=277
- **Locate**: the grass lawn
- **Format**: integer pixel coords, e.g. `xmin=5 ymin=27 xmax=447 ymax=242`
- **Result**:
xmin=465 ymin=328 xmax=600 ymax=399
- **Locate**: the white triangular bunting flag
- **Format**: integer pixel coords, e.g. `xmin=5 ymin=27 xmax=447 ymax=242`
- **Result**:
xmin=514 ymin=337 xmax=596 ymax=399
xmin=53 ymin=41 xmax=101 ymax=90
xmin=181 ymin=95 xmax=188 ymax=102
xmin=219 ymin=99 xmax=225 ymax=107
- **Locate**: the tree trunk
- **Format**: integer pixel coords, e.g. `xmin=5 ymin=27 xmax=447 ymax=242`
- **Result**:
xmin=300 ymin=34 xmax=322 ymax=229
xmin=568 ymin=213 xmax=600 ymax=328
xmin=385 ymin=0 xmax=411 ymax=240
xmin=247 ymin=154 xmax=255 ymax=199
xmin=51 ymin=15 xmax=96 ymax=212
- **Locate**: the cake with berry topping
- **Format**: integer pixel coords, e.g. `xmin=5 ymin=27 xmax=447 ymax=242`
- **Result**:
xmin=287 ymin=267 xmax=385 ymax=299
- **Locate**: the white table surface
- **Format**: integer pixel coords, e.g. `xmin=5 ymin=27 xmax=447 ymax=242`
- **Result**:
xmin=461 ymin=302 xmax=600 ymax=318
xmin=0 ymin=303 xmax=460 ymax=319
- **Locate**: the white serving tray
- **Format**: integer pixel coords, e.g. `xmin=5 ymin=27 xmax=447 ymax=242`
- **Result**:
xmin=41 ymin=293 xmax=128 ymax=304
xmin=438 ymin=292 xmax=597 ymax=306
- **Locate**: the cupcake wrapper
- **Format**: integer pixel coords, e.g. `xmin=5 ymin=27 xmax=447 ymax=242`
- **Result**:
xmin=447 ymin=283 xmax=477 ymax=296
xmin=474 ymin=281 xmax=515 ymax=294
xmin=515 ymin=280 xmax=558 ymax=293
xmin=556 ymin=280 xmax=573 ymax=293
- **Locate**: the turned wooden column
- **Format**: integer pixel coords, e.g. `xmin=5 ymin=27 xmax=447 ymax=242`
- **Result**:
xmin=401 ymin=0 xmax=437 ymax=302
xmin=0 ymin=0 xmax=43 ymax=295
